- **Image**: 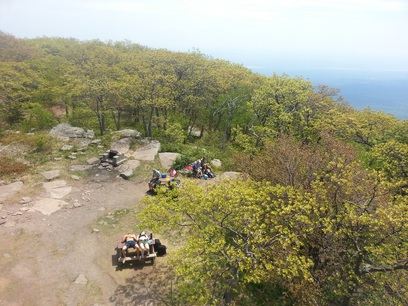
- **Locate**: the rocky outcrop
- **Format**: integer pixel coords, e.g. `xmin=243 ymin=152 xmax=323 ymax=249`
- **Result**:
xmin=49 ymin=123 xmax=94 ymax=139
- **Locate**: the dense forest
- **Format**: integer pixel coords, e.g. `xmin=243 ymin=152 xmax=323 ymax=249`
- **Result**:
xmin=1 ymin=31 xmax=407 ymax=305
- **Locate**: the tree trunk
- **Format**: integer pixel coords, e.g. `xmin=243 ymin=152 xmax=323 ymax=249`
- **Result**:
xmin=147 ymin=106 xmax=154 ymax=137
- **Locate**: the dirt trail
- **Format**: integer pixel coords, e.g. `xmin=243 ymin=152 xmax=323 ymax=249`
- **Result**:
xmin=0 ymin=172 xmax=170 ymax=306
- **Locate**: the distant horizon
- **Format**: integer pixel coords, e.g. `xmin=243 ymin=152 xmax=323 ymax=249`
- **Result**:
xmin=248 ymin=66 xmax=408 ymax=120
xmin=1 ymin=0 xmax=407 ymax=72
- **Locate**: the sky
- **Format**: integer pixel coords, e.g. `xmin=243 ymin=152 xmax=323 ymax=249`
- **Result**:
xmin=1 ymin=0 xmax=408 ymax=72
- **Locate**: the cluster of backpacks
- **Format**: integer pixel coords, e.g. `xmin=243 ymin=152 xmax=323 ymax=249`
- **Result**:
xmin=153 ymin=238 xmax=167 ymax=256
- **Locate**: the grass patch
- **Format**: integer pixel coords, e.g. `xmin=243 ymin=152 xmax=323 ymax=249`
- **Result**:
xmin=0 ymin=157 xmax=30 ymax=178
xmin=97 ymin=208 xmax=134 ymax=227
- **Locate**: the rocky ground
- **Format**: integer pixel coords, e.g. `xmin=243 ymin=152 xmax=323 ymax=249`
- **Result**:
xmin=0 ymin=130 xmax=180 ymax=306
xmin=0 ymin=126 xmax=241 ymax=306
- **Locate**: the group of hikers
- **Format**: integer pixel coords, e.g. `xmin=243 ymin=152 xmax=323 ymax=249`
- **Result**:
xmin=190 ymin=156 xmax=216 ymax=179
xmin=148 ymin=156 xmax=216 ymax=191
xmin=148 ymin=166 xmax=179 ymax=191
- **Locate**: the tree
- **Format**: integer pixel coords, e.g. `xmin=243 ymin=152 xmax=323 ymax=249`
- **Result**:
xmin=0 ymin=62 xmax=42 ymax=125
xmin=321 ymin=107 xmax=400 ymax=148
xmin=249 ymin=74 xmax=315 ymax=147
xmin=371 ymin=140 xmax=408 ymax=195
xmin=139 ymin=159 xmax=408 ymax=305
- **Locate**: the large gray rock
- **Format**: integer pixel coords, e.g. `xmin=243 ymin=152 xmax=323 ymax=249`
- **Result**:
xmin=49 ymin=123 xmax=94 ymax=139
xmin=111 ymin=138 xmax=132 ymax=154
xmin=159 ymin=152 xmax=181 ymax=170
xmin=118 ymin=160 xmax=141 ymax=179
xmin=220 ymin=172 xmax=242 ymax=180
xmin=119 ymin=159 xmax=140 ymax=172
xmin=115 ymin=129 xmax=141 ymax=138
xmin=211 ymin=159 xmax=222 ymax=168
xmin=119 ymin=171 xmax=133 ymax=180
xmin=188 ymin=126 xmax=201 ymax=137
xmin=41 ymin=170 xmax=60 ymax=181
xmin=132 ymin=140 xmax=161 ymax=161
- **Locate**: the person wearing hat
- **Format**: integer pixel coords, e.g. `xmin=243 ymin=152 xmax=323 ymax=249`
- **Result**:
xmin=148 ymin=169 xmax=161 ymax=191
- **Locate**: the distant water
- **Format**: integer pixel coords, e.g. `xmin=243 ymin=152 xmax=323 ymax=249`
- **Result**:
xmin=249 ymin=67 xmax=408 ymax=120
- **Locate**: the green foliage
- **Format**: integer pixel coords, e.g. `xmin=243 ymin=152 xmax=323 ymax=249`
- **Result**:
xmin=68 ymin=107 xmax=100 ymax=132
xmin=172 ymin=155 xmax=192 ymax=170
xmin=22 ymin=102 xmax=57 ymax=131
xmin=139 ymin=147 xmax=408 ymax=305
xmin=1 ymin=103 xmax=25 ymax=125
xmin=159 ymin=142 xmax=188 ymax=154
xmin=370 ymin=140 xmax=408 ymax=195
xmin=32 ymin=134 xmax=53 ymax=153
xmin=237 ymin=282 xmax=293 ymax=306
xmin=159 ymin=121 xmax=187 ymax=144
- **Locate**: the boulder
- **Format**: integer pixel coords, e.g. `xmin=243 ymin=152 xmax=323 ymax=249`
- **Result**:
xmin=159 ymin=152 xmax=181 ymax=170
xmin=115 ymin=129 xmax=141 ymax=138
xmin=211 ymin=159 xmax=222 ymax=168
xmin=111 ymin=138 xmax=132 ymax=154
xmin=41 ymin=170 xmax=60 ymax=181
xmin=49 ymin=123 xmax=94 ymax=139
xmin=119 ymin=171 xmax=133 ymax=180
xmin=132 ymin=139 xmax=161 ymax=161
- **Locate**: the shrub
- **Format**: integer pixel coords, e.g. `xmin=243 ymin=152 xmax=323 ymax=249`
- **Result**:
xmin=32 ymin=134 xmax=53 ymax=153
xmin=172 ymin=155 xmax=193 ymax=170
xmin=0 ymin=157 xmax=30 ymax=178
xmin=161 ymin=122 xmax=187 ymax=144
xmin=23 ymin=102 xmax=57 ymax=131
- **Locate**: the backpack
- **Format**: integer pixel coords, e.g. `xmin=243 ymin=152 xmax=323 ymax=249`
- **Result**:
xmin=157 ymin=244 xmax=167 ymax=256
xmin=153 ymin=238 xmax=162 ymax=252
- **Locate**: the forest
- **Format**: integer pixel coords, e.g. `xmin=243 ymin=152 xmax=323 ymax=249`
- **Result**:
xmin=0 ymin=31 xmax=407 ymax=305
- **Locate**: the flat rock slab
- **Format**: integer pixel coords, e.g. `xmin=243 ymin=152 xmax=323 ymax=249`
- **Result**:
xmin=33 ymin=198 xmax=68 ymax=215
xmin=87 ymin=157 xmax=100 ymax=165
xmin=159 ymin=152 xmax=181 ymax=170
xmin=0 ymin=181 xmax=24 ymax=202
xmin=219 ymin=172 xmax=242 ymax=180
xmin=132 ymin=140 xmax=160 ymax=161
xmin=118 ymin=159 xmax=141 ymax=172
xmin=43 ymin=180 xmax=72 ymax=199
xmin=41 ymin=170 xmax=60 ymax=181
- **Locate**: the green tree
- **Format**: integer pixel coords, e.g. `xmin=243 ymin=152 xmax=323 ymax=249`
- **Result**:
xmin=0 ymin=62 xmax=42 ymax=125
xmin=249 ymin=74 xmax=315 ymax=146
xmin=371 ymin=140 xmax=408 ymax=195
xmin=139 ymin=160 xmax=408 ymax=305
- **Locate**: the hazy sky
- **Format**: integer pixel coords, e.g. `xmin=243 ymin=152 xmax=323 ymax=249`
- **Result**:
xmin=1 ymin=0 xmax=408 ymax=71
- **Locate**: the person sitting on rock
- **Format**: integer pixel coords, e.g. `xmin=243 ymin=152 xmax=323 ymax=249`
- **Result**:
xmin=120 ymin=232 xmax=141 ymax=264
xmin=203 ymin=163 xmax=215 ymax=178
xmin=148 ymin=169 xmax=161 ymax=191
xmin=192 ymin=160 xmax=203 ymax=178
xmin=138 ymin=231 xmax=150 ymax=258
